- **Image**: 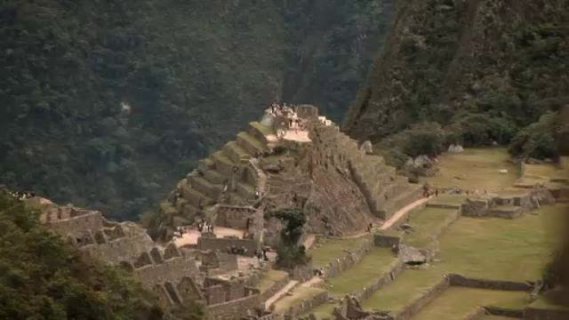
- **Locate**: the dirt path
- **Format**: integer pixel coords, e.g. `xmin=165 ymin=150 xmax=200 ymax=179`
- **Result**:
xmin=265 ymin=280 xmax=299 ymax=309
xmin=380 ymin=196 xmax=431 ymax=231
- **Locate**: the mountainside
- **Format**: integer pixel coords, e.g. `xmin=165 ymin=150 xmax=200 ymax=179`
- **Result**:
xmin=0 ymin=0 xmax=393 ymax=219
xmin=345 ymin=0 xmax=569 ymax=160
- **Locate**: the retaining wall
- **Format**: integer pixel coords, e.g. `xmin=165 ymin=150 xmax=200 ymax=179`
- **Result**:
xmin=197 ymin=237 xmax=259 ymax=256
xmin=320 ymin=236 xmax=374 ymax=279
xmin=394 ymin=276 xmax=450 ymax=320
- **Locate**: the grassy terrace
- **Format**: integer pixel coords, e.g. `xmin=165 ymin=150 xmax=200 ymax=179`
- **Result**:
xmin=364 ymin=205 xmax=566 ymax=313
xmin=421 ymin=148 xmax=518 ymax=192
xmin=273 ymin=286 xmax=326 ymax=314
xmin=257 ymin=270 xmax=288 ymax=293
xmin=310 ymin=236 xmax=370 ymax=269
xmin=403 ymin=207 xmax=458 ymax=248
xmin=308 ymin=247 xmax=397 ymax=319
xmin=413 ymin=287 xmax=528 ymax=320
xmin=326 ymin=247 xmax=397 ymax=295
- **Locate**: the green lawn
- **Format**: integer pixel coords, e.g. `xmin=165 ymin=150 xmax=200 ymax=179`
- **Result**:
xmin=273 ymin=286 xmax=326 ymax=313
xmin=326 ymin=248 xmax=397 ymax=296
xmin=257 ymin=270 xmax=288 ymax=293
xmin=363 ymin=266 xmax=444 ymax=312
xmin=421 ymin=148 xmax=518 ymax=192
xmin=403 ymin=207 xmax=458 ymax=248
xmin=413 ymin=287 xmax=528 ymax=320
xmin=310 ymin=237 xmax=370 ymax=269
xmin=309 ymin=303 xmax=337 ymax=320
xmin=437 ymin=207 xmax=560 ymax=281
xmin=363 ymin=205 xmax=566 ymax=313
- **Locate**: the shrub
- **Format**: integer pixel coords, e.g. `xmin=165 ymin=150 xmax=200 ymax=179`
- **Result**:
xmin=509 ymin=112 xmax=559 ymax=159
xmin=267 ymin=208 xmax=311 ymax=269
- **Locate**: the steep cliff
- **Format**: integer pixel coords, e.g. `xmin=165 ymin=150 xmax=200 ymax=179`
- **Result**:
xmin=345 ymin=0 xmax=569 ymax=150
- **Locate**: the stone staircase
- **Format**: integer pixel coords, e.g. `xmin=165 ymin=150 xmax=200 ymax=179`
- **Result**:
xmin=171 ymin=122 xmax=274 ymax=221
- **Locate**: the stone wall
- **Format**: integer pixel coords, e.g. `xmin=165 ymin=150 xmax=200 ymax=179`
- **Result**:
xmin=280 ymin=289 xmax=328 ymax=319
xmin=81 ymin=229 xmax=155 ymax=265
xmin=215 ymin=205 xmax=257 ymax=230
xmin=393 ymin=276 xmax=450 ymax=320
xmin=320 ymin=236 xmax=374 ymax=279
xmin=259 ymin=274 xmax=290 ymax=303
xmin=207 ymin=292 xmax=261 ymax=320
xmin=129 ymin=247 xmax=204 ymax=289
xmin=447 ymin=274 xmax=532 ymax=291
xmin=43 ymin=208 xmax=105 ymax=237
xmin=354 ymin=259 xmax=404 ymax=302
xmin=374 ymin=232 xmax=401 ymax=248
xmin=197 ymin=236 xmax=259 ymax=256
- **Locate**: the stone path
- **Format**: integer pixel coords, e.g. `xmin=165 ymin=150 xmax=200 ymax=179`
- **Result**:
xmin=301 ymin=276 xmax=323 ymax=288
xmin=380 ymin=196 xmax=431 ymax=231
xmin=174 ymin=226 xmax=245 ymax=247
xmin=265 ymin=280 xmax=299 ymax=309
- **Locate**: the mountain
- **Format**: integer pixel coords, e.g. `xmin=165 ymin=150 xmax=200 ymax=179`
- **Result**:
xmin=344 ymin=0 xmax=569 ymax=161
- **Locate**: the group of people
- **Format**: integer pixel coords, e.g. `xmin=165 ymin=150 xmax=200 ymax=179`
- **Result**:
xmin=266 ymin=103 xmax=306 ymax=137
xmin=6 ymin=189 xmax=36 ymax=201
xmin=197 ymin=220 xmax=214 ymax=233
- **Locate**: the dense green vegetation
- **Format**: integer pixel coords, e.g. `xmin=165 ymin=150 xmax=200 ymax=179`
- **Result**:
xmin=345 ymin=0 xmax=569 ymax=164
xmin=0 ymin=0 xmax=392 ymax=220
xmin=267 ymin=208 xmax=310 ymax=269
xmin=0 ymin=191 xmax=165 ymax=319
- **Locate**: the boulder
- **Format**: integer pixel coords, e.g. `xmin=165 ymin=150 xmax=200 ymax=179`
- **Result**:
xmin=448 ymin=144 xmax=464 ymax=153
xmin=399 ymin=245 xmax=427 ymax=265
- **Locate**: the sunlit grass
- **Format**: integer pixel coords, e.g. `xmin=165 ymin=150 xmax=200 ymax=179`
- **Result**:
xmin=413 ymin=287 xmax=528 ymax=320
xmin=421 ymin=148 xmax=518 ymax=192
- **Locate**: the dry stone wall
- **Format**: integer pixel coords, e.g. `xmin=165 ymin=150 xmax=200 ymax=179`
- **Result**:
xmin=320 ymin=236 xmax=374 ymax=279
xmin=197 ymin=236 xmax=259 ymax=256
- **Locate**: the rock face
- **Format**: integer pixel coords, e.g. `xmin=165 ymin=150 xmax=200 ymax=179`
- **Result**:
xmin=344 ymin=0 xmax=569 ymax=141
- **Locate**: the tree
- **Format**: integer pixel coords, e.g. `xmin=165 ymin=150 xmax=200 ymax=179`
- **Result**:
xmin=0 ymin=190 xmax=165 ymax=320
xmin=267 ymin=208 xmax=310 ymax=269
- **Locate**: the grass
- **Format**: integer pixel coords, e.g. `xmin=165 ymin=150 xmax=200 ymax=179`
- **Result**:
xmin=516 ymin=161 xmax=569 ymax=187
xmin=421 ymin=148 xmax=518 ymax=192
xmin=326 ymin=248 xmax=397 ymax=296
xmin=413 ymin=287 xmax=528 ymax=320
xmin=309 ymin=303 xmax=337 ymax=320
xmin=310 ymin=237 xmax=370 ymax=269
xmin=403 ymin=207 xmax=458 ymax=247
xmin=438 ymin=206 xmax=563 ymax=281
xmin=250 ymin=121 xmax=275 ymax=135
xmin=363 ymin=205 xmax=566 ymax=313
xmin=273 ymin=286 xmax=326 ymax=313
xmin=257 ymin=270 xmax=288 ymax=293
xmin=363 ymin=266 xmax=444 ymax=312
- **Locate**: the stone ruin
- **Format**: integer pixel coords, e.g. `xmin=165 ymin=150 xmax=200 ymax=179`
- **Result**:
xmin=461 ymin=187 xmax=556 ymax=218
xmin=35 ymin=199 xmax=270 ymax=319
xmin=161 ymin=104 xmax=424 ymax=237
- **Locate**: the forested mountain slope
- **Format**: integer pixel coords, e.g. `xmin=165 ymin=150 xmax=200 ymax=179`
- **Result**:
xmin=345 ymin=0 xmax=569 ymax=161
xmin=0 ymin=0 xmax=393 ymax=219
